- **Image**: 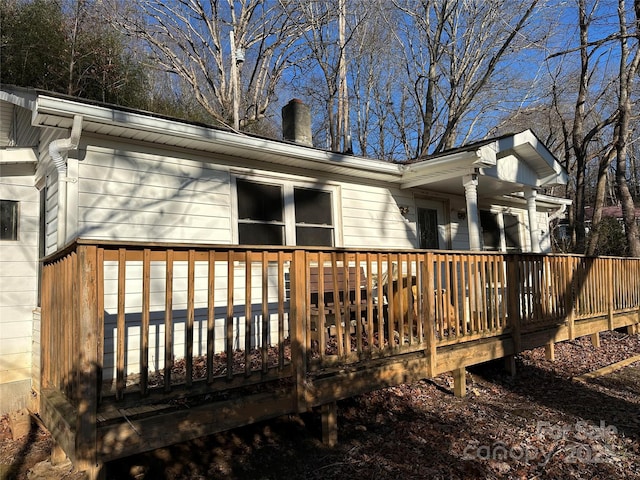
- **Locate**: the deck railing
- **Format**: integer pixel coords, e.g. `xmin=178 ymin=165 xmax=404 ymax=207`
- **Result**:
xmin=41 ymin=241 xmax=640 ymax=410
xmin=38 ymin=241 xmax=640 ymax=473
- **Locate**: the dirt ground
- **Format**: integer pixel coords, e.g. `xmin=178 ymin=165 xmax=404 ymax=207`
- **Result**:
xmin=2 ymin=330 xmax=639 ymax=480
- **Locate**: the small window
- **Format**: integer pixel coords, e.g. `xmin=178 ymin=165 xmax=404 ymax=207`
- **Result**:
xmin=294 ymin=188 xmax=334 ymax=247
xmin=503 ymin=213 xmax=522 ymax=252
xmin=237 ymin=180 xmax=285 ymax=245
xmin=0 ymin=200 xmax=18 ymax=241
xmin=480 ymin=210 xmax=501 ymax=251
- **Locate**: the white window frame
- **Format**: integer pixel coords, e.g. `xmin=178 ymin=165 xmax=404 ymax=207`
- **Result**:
xmin=231 ymin=175 xmax=342 ymax=247
xmin=480 ymin=207 xmax=524 ymax=252
xmin=0 ymin=199 xmax=19 ymax=241
xmin=415 ymin=197 xmax=449 ymax=249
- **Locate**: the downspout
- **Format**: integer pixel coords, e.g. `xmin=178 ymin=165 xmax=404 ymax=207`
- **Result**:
xmin=549 ymin=203 xmax=568 ymax=223
xmin=49 ymin=115 xmax=83 ymax=249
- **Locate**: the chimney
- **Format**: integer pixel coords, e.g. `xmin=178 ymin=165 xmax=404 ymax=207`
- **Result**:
xmin=282 ymin=99 xmax=312 ymax=147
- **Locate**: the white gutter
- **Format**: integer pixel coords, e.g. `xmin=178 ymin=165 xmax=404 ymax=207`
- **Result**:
xmin=400 ymin=144 xmax=497 ymax=189
xmin=49 ymin=115 xmax=82 ymax=248
xmin=33 ymin=96 xmax=401 ymax=180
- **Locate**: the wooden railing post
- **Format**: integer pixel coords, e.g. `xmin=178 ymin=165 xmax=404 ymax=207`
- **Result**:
xmin=290 ymin=250 xmax=308 ymax=412
xmin=506 ymin=255 xmax=521 ymax=354
xmin=607 ymin=259 xmax=614 ymax=331
xmin=75 ymin=245 xmax=102 ymax=478
xmin=40 ymin=261 xmax=52 ymax=393
xmin=424 ymin=253 xmax=437 ymax=377
xmin=565 ymin=257 xmax=576 ymax=340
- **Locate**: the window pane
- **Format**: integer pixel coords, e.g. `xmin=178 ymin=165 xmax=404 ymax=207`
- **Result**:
xmin=418 ymin=208 xmax=439 ymax=249
xmin=480 ymin=210 xmax=501 ymax=251
xmin=0 ymin=200 xmax=18 ymax=241
xmin=237 ymin=180 xmax=283 ymax=222
xmin=503 ymin=213 xmax=522 ymax=252
xmin=294 ymin=188 xmax=332 ymax=225
xmin=296 ymin=226 xmax=334 ymax=247
xmin=239 ymin=223 xmax=284 ymax=245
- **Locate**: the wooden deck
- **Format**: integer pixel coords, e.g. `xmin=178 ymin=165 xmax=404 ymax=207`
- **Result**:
xmin=38 ymin=240 xmax=640 ymax=478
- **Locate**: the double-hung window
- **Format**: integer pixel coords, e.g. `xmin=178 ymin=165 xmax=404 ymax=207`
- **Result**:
xmin=236 ymin=178 xmax=335 ymax=247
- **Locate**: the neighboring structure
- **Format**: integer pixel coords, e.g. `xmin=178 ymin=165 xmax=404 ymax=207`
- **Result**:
xmin=584 ymin=205 xmax=640 ymax=227
xmin=0 ymin=86 xmax=570 ymax=414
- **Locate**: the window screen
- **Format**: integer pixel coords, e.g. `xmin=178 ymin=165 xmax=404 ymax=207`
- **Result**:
xmin=503 ymin=213 xmax=522 ymax=252
xmin=480 ymin=210 xmax=501 ymax=251
xmin=0 ymin=200 xmax=18 ymax=241
xmin=237 ymin=180 xmax=284 ymax=245
xmin=294 ymin=188 xmax=334 ymax=247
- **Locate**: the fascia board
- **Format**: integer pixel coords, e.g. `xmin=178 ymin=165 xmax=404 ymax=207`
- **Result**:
xmin=399 ymin=146 xmax=496 ymax=189
xmin=32 ymin=95 xmax=403 ymax=181
xmin=500 ymin=130 xmax=567 ymax=181
xmin=0 ymin=147 xmax=38 ymax=164
xmin=503 ymin=191 xmax=573 ymax=207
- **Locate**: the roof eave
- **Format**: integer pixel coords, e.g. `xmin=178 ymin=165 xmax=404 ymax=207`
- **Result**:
xmin=32 ymin=94 xmax=403 ymax=182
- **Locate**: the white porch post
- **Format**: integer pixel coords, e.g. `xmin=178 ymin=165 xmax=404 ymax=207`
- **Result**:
xmin=525 ymin=188 xmax=541 ymax=253
xmin=463 ymin=174 xmax=482 ymax=251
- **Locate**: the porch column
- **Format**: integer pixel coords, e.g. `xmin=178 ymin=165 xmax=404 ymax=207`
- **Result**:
xmin=463 ymin=174 xmax=482 ymax=251
xmin=525 ymin=188 xmax=541 ymax=253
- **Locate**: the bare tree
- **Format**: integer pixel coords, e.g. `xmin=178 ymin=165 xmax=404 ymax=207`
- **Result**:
xmin=281 ymin=0 xmax=371 ymax=152
xmin=541 ymin=0 xmax=618 ymax=254
xmin=390 ymin=0 xmax=544 ymax=157
xmin=109 ymin=0 xmax=302 ymax=130
xmin=612 ymin=0 xmax=640 ymax=256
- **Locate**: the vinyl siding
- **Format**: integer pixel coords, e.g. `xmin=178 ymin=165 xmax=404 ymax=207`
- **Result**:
xmin=0 ymin=176 xmax=39 ymax=393
xmin=75 ymin=146 xmax=232 ymax=244
xmin=341 ymin=183 xmax=417 ymax=248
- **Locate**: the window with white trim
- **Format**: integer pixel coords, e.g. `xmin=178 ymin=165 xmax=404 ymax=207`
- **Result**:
xmin=236 ymin=178 xmax=335 ymax=247
xmin=237 ymin=179 xmax=285 ymax=245
xmin=480 ymin=209 xmax=523 ymax=252
xmin=0 ymin=200 xmax=18 ymax=241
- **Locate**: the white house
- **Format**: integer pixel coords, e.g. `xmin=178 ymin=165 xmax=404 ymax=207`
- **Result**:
xmin=0 ymin=86 xmax=570 ymax=414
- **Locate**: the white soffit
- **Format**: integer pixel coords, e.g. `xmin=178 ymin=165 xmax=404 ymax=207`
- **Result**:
xmin=496 ymin=130 xmax=568 ymax=186
xmin=399 ymin=144 xmax=498 ymax=189
xmin=31 ymin=95 xmax=403 ymax=183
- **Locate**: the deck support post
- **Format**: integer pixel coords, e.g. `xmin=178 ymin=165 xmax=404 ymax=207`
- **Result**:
xmin=321 ymin=402 xmax=338 ymax=447
xmin=504 ymin=355 xmax=517 ymax=377
xmin=591 ymin=332 xmax=601 ymax=348
xmin=75 ymin=245 xmax=103 ymax=479
xmin=453 ymin=367 xmax=466 ymax=398
xmin=545 ymin=342 xmax=555 ymax=361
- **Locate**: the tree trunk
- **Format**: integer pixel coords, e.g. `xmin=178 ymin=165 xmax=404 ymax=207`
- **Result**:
xmin=586 ymin=146 xmax=615 ymax=255
xmin=571 ymin=0 xmax=590 ymax=254
xmin=615 ymin=0 xmax=640 ymax=257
